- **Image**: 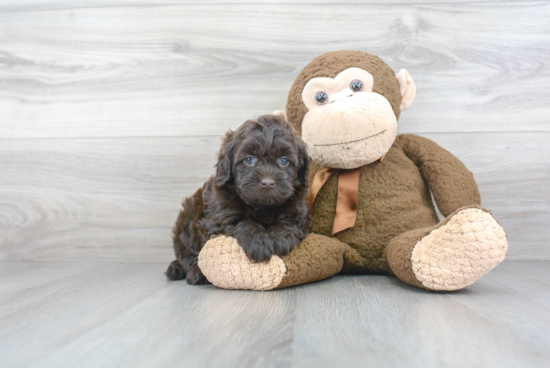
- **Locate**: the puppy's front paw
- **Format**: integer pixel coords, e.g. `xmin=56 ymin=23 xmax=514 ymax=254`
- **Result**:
xmin=186 ymin=264 xmax=210 ymax=285
xmin=243 ymin=235 xmax=275 ymax=263
xmin=273 ymin=234 xmax=300 ymax=258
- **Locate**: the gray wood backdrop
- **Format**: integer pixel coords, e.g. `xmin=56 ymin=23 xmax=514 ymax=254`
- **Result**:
xmin=0 ymin=1 xmax=548 ymax=262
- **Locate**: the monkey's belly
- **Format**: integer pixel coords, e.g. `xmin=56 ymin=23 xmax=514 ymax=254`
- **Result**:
xmin=310 ymin=146 xmax=439 ymax=272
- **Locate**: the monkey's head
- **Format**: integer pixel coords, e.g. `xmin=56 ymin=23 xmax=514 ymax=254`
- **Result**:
xmin=285 ymin=50 xmax=416 ymax=169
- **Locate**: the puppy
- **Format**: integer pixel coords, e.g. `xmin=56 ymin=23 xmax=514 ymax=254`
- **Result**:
xmin=166 ymin=114 xmax=311 ymax=284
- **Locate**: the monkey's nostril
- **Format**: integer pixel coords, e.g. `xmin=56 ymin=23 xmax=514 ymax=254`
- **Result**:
xmin=260 ymin=178 xmax=276 ymax=188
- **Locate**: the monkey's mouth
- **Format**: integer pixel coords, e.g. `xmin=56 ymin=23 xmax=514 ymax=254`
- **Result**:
xmin=312 ymin=130 xmax=387 ymax=147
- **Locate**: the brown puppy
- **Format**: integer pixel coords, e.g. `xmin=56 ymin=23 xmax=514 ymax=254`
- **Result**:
xmin=166 ymin=114 xmax=311 ymax=284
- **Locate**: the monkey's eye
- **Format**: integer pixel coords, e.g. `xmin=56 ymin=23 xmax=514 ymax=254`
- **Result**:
xmin=278 ymin=157 xmax=289 ymax=167
xmin=350 ymin=79 xmax=364 ymax=92
xmin=315 ymin=92 xmax=328 ymax=105
xmin=244 ymin=156 xmax=256 ymax=166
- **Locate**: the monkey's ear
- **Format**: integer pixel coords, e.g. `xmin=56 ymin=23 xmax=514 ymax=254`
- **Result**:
xmin=295 ymin=138 xmax=310 ymax=188
xmin=396 ymin=69 xmax=416 ymax=111
xmin=214 ymin=130 xmax=236 ymax=187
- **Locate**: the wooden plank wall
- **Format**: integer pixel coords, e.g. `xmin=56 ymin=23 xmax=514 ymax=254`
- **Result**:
xmin=0 ymin=1 xmax=548 ymax=262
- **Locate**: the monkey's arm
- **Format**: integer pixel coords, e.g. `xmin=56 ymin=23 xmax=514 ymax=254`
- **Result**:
xmin=397 ymin=134 xmax=481 ymax=217
xmin=198 ymin=233 xmax=354 ymax=290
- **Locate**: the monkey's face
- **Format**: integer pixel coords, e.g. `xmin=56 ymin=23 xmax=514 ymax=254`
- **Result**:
xmin=301 ymin=67 xmax=398 ymax=169
xmin=285 ymin=51 xmax=416 ymax=170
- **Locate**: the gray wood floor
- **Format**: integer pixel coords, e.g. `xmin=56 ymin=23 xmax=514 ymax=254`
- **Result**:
xmin=1 ymin=2 xmax=548 ymax=367
xmin=0 ymin=261 xmax=548 ymax=368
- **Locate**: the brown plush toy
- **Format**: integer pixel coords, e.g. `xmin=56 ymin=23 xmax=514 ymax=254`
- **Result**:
xmin=198 ymin=50 xmax=507 ymax=291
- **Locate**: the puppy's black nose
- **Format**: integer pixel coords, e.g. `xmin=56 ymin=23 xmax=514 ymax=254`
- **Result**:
xmin=260 ymin=178 xmax=276 ymax=188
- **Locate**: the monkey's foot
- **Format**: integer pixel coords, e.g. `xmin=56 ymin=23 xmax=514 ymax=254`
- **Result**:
xmin=198 ymin=234 xmax=347 ymax=290
xmin=387 ymin=206 xmax=508 ymax=291
xmin=413 ymin=208 xmax=507 ymax=290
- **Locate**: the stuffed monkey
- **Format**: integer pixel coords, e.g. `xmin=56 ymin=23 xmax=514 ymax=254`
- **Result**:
xmin=198 ymin=50 xmax=507 ymax=291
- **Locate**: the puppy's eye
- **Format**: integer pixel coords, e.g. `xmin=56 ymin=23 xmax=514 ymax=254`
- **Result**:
xmin=244 ymin=156 xmax=256 ymax=166
xmin=350 ymin=79 xmax=363 ymax=92
xmin=315 ymin=92 xmax=328 ymax=105
xmin=278 ymin=157 xmax=289 ymax=167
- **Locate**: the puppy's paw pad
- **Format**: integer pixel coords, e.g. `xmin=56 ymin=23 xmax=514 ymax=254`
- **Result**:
xmin=411 ymin=208 xmax=507 ymax=291
xmin=198 ymin=235 xmax=286 ymax=290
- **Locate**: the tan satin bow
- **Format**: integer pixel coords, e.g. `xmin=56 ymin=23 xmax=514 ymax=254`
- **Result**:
xmin=309 ymin=167 xmax=361 ymax=235
xmin=309 ymin=154 xmax=386 ymax=235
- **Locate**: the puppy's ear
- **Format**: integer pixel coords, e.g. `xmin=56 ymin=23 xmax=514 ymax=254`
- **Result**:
xmin=215 ymin=130 xmax=236 ymax=187
xmin=295 ymin=138 xmax=310 ymax=188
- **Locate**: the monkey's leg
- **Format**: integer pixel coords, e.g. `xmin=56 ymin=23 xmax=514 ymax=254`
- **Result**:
xmin=385 ymin=205 xmax=507 ymax=291
xmin=198 ymin=234 xmax=355 ymax=290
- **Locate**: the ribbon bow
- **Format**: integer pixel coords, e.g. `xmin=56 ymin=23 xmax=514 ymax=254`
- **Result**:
xmin=309 ymin=155 xmax=385 ymax=235
xmin=309 ymin=167 xmax=361 ymax=235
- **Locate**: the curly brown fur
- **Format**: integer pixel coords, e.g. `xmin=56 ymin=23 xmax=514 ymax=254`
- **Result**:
xmin=166 ymin=114 xmax=312 ymax=284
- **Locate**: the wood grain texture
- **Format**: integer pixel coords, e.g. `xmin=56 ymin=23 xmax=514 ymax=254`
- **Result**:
xmin=0 ymin=2 xmax=549 ymax=138
xmin=290 ymin=271 xmax=549 ymax=368
xmin=0 ymin=261 xmax=548 ymax=368
xmin=0 ymin=0 xmax=510 ymax=13
xmin=0 ymin=262 xmax=170 ymax=368
xmin=1 ymin=132 xmax=548 ymax=262
xmin=0 ymin=136 xmax=220 ymax=262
